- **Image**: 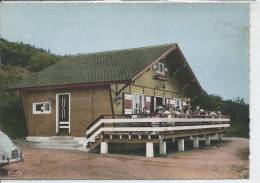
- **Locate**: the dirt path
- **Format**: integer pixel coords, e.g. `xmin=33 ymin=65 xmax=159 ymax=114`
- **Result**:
xmin=0 ymin=137 xmax=249 ymax=179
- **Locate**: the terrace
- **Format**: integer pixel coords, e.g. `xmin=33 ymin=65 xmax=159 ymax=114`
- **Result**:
xmin=85 ymin=113 xmax=230 ymax=157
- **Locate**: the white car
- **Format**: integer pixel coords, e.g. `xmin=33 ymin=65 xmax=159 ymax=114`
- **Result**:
xmin=0 ymin=131 xmax=23 ymax=167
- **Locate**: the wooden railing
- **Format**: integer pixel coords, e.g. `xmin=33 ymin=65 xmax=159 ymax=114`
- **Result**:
xmin=85 ymin=114 xmax=230 ymax=146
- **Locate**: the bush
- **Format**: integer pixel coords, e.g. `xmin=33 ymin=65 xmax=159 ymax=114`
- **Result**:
xmin=0 ymin=91 xmax=28 ymax=139
xmin=191 ymin=95 xmax=249 ymax=138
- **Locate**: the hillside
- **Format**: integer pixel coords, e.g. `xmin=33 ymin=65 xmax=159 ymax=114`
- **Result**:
xmin=0 ymin=38 xmax=61 ymax=71
xmin=0 ymin=38 xmax=62 ymax=138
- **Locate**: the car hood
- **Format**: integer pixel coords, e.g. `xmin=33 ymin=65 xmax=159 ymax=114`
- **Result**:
xmin=0 ymin=133 xmax=19 ymax=158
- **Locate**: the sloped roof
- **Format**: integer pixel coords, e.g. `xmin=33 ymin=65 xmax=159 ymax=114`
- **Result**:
xmin=11 ymin=43 xmax=176 ymax=90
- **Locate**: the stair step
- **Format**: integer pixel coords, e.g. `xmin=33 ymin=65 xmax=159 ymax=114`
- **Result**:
xmin=34 ymin=145 xmax=84 ymax=150
xmin=49 ymin=136 xmax=74 ymax=140
xmin=34 ymin=143 xmax=83 ymax=148
xmin=47 ymin=140 xmax=79 ymax=144
xmin=31 ymin=136 xmax=86 ymax=151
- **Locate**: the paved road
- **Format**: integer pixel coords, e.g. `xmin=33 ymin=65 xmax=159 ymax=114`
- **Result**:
xmin=0 ymin=137 xmax=249 ymax=179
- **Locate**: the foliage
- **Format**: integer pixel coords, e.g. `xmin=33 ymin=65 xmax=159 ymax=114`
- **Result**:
xmin=0 ymin=38 xmax=61 ymax=72
xmin=0 ymin=38 xmax=61 ymax=138
xmin=191 ymin=95 xmax=249 ymax=138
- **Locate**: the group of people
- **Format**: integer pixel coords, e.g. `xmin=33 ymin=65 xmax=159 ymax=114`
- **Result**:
xmin=155 ymin=104 xmax=223 ymax=118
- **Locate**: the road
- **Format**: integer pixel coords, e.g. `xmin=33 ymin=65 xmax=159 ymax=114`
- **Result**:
xmin=0 ymin=137 xmax=249 ymax=179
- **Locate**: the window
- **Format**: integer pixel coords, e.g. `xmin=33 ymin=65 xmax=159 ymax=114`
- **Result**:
xmin=132 ymin=94 xmax=144 ymax=114
xmin=169 ymin=99 xmax=183 ymax=111
xmin=154 ymin=63 xmax=167 ymax=74
xmin=176 ymin=99 xmax=182 ymax=110
xmin=33 ymin=102 xmax=51 ymax=114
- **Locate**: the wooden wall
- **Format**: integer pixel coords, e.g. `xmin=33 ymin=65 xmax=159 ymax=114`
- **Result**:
xmin=111 ymin=67 xmax=189 ymax=115
xmin=21 ymin=90 xmax=56 ymax=136
xmin=20 ymin=86 xmax=112 ymax=137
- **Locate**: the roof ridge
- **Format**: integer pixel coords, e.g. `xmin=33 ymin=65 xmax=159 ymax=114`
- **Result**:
xmin=71 ymin=43 xmax=177 ymax=57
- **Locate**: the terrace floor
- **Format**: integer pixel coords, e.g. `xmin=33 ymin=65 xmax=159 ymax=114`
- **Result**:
xmin=0 ymin=137 xmax=249 ymax=180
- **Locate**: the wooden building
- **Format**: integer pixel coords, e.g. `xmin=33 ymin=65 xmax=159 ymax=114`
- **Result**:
xmin=10 ymin=43 xmax=229 ymax=156
xmin=10 ymin=44 xmax=201 ymax=136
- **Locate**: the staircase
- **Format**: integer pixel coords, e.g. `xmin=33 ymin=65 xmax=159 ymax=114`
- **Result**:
xmin=33 ymin=136 xmax=86 ymax=151
xmin=87 ymin=137 xmax=103 ymax=151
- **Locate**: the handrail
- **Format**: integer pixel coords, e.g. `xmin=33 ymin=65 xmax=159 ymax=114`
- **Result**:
xmin=86 ymin=114 xmax=156 ymax=131
xmin=86 ymin=115 xmax=230 ymax=143
xmin=86 ymin=117 xmax=230 ymax=135
xmin=86 ymin=123 xmax=230 ymax=144
xmin=104 ymin=114 xmax=230 ymax=119
xmin=85 ymin=114 xmax=230 ymax=143
xmin=86 ymin=115 xmax=104 ymax=131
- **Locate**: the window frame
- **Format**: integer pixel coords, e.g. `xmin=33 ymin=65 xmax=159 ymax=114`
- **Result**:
xmin=132 ymin=94 xmax=144 ymax=114
xmin=32 ymin=102 xmax=51 ymax=114
xmin=155 ymin=63 xmax=167 ymax=74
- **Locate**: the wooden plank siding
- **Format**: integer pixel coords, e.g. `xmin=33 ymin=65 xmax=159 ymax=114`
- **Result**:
xmin=21 ymin=87 xmax=112 ymax=137
xmin=21 ymin=90 xmax=56 ymax=136
xmin=130 ymin=86 xmax=143 ymax=95
xmin=143 ymin=88 xmax=154 ymax=96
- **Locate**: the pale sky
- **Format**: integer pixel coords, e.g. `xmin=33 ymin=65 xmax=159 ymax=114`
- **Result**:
xmin=0 ymin=3 xmax=249 ymax=103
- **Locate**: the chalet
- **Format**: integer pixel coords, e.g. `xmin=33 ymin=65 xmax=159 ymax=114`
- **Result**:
xmin=10 ymin=43 xmax=230 ymax=157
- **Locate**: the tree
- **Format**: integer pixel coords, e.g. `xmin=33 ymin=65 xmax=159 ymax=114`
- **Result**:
xmin=191 ymin=94 xmax=249 ymax=138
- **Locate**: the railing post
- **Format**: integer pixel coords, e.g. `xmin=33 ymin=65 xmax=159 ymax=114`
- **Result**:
xmin=100 ymin=142 xmax=108 ymax=154
xmin=193 ymin=136 xmax=199 ymax=148
xmin=205 ymin=135 xmax=211 ymax=146
xmin=159 ymin=141 xmax=167 ymax=156
xmin=178 ymin=139 xmax=185 ymax=152
xmin=218 ymin=133 xmax=223 ymax=141
xmin=146 ymin=142 xmax=154 ymax=157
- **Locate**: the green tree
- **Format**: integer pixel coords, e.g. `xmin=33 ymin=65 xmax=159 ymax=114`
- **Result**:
xmin=191 ymin=95 xmax=249 ymax=138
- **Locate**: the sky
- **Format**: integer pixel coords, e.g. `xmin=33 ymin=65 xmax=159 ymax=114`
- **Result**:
xmin=0 ymin=2 xmax=249 ymax=103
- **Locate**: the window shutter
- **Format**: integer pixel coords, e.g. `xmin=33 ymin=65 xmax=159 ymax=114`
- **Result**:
xmin=124 ymin=94 xmax=132 ymax=114
xmin=144 ymin=96 xmax=151 ymax=114
xmin=165 ymin=67 xmax=168 ymax=73
xmin=161 ymin=64 xmax=165 ymax=73
xmin=179 ymin=99 xmax=183 ymax=110
xmin=166 ymin=99 xmax=170 ymax=109
xmin=152 ymin=64 xmax=157 ymax=70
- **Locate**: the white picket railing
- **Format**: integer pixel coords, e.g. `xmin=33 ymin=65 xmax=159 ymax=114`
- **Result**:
xmin=85 ymin=116 xmax=230 ymax=145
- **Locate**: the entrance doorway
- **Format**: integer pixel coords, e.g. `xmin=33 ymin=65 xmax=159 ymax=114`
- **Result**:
xmin=56 ymin=93 xmax=70 ymax=135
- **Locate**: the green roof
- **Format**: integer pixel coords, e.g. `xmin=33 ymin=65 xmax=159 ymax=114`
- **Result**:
xmin=11 ymin=43 xmax=176 ymax=89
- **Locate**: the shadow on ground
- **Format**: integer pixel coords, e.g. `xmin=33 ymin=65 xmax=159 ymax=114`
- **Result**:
xmin=90 ymin=139 xmax=230 ymax=157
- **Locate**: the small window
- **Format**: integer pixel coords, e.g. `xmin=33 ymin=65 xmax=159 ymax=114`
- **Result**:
xmin=33 ymin=102 xmax=51 ymax=114
xmin=155 ymin=63 xmax=167 ymax=74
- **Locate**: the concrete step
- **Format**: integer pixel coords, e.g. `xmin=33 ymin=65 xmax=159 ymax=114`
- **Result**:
xmin=47 ymin=140 xmax=79 ymax=144
xmin=30 ymin=136 xmax=87 ymax=151
xmin=49 ymin=136 xmax=74 ymax=140
xmin=34 ymin=142 xmax=83 ymax=149
xmin=34 ymin=145 xmax=85 ymax=151
xmin=48 ymin=143 xmax=82 ymax=148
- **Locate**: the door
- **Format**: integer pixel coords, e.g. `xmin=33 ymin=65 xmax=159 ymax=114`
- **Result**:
xmin=56 ymin=93 xmax=70 ymax=135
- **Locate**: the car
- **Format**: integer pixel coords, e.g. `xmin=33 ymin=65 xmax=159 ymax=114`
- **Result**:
xmin=0 ymin=130 xmax=23 ymax=167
